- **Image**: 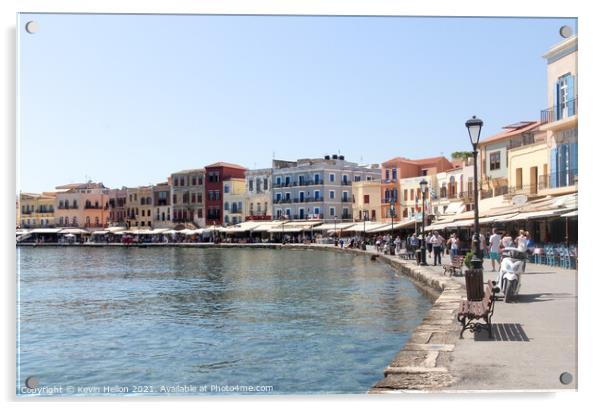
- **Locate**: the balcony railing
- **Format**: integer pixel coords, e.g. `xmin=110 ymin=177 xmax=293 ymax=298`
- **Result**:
xmin=505 ymin=184 xmax=540 ymax=197
xmin=539 ymin=168 xmax=578 ymax=190
xmin=540 ymin=98 xmax=578 ymax=124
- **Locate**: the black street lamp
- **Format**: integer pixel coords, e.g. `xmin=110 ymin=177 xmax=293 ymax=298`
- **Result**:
xmin=419 ymin=179 xmax=428 ymax=266
xmin=389 ymin=198 xmax=395 ymax=235
xmin=363 ymin=209 xmax=368 ymax=239
xmin=334 ymin=215 xmax=338 ymax=246
xmin=466 ymin=115 xmax=484 ymax=269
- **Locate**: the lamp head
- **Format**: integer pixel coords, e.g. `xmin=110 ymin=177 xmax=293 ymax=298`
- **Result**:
xmin=465 ymin=115 xmax=484 ymax=147
xmin=419 ymin=179 xmax=428 ymax=194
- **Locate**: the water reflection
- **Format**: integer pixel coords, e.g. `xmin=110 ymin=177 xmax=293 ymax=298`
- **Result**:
xmin=17 ymin=247 xmax=432 ymax=395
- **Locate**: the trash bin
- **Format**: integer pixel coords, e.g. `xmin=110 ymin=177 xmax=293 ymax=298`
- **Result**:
xmin=415 ymin=249 xmax=422 ymax=265
xmin=465 ymin=268 xmax=484 ymax=301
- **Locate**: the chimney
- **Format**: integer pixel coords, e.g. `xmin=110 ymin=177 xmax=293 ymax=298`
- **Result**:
xmin=333 ymin=154 xmax=338 ymax=160
xmin=324 ymin=155 xmax=330 ymax=160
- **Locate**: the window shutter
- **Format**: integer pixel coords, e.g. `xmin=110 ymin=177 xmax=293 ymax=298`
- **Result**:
xmin=550 ymin=148 xmax=557 ymax=188
xmin=567 ymin=75 xmax=575 ymax=116
xmin=569 ymin=142 xmax=578 ymax=179
xmin=555 ymin=80 xmax=561 ymax=120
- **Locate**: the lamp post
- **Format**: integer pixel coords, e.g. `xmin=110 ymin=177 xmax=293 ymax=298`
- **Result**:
xmin=389 ymin=198 xmax=395 ymax=234
xmin=334 ymin=215 xmax=338 ymax=246
xmin=363 ymin=209 xmax=367 ymax=239
xmin=466 ymin=115 xmax=484 ymax=269
xmin=419 ymin=179 xmax=428 ymax=266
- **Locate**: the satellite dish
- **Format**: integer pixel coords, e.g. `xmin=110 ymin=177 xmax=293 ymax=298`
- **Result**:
xmin=559 ymin=25 xmax=573 ymax=38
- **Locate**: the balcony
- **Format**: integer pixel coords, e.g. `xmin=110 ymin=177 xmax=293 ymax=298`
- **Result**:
xmin=503 ymin=184 xmax=540 ymax=199
xmin=84 ymin=205 xmax=103 ymax=209
xmin=341 ymin=198 xmax=351 ymax=203
xmin=541 ymin=98 xmax=577 ymax=124
xmin=538 ymin=168 xmax=578 ymax=191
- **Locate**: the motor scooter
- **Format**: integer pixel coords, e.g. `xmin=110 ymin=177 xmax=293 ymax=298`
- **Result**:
xmin=497 ymin=247 xmax=526 ymax=302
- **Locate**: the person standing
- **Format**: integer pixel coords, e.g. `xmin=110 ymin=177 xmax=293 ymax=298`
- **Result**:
xmin=394 ymin=235 xmax=401 ymax=255
xmin=430 ymin=231 xmax=444 ymax=265
xmin=501 ymin=231 xmax=514 ymax=249
xmin=489 ymin=228 xmax=502 ymax=272
xmin=449 ymin=233 xmax=459 ymax=258
xmin=426 ymin=232 xmax=433 ymax=259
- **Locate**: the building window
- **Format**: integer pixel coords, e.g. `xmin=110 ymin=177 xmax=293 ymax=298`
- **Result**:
xmin=224 ymin=184 xmax=230 ymax=194
xmin=276 ymin=177 xmax=282 ymax=185
xmin=392 ymin=168 xmax=397 ymax=180
xmin=225 ymin=202 xmax=230 ymax=211
xmin=314 ymin=207 xmax=320 ymax=216
xmin=354 ymin=175 xmax=361 ymax=182
xmin=329 ymin=190 xmax=335 ymax=199
xmin=192 ymin=177 xmax=196 ymax=185
xmin=314 ymin=190 xmax=320 ymax=200
xmin=329 ymin=173 xmax=335 ymax=183
xmin=363 ymin=194 xmax=370 ymax=204
xmin=490 ymin=151 xmax=501 ymax=170
xmin=249 ymin=179 xmax=254 ymax=191
xmin=330 ymin=207 xmax=335 ymax=216
xmin=315 ymin=174 xmax=321 ymax=184
xmin=264 ymin=178 xmax=269 ymax=190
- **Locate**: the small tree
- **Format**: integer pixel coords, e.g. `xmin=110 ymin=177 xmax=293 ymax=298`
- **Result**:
xmin=451 ymin=151 xmax=472 ymax=160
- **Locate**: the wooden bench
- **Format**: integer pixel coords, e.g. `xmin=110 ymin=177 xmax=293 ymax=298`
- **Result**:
xmin=443 ymin=255 xmax=464 ymax=276
xmin=457 ymin=280 xmax=498 ymax=339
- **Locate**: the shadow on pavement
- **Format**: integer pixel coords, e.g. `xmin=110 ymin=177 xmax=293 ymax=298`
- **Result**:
xmin=474 ymin=323 xmax=530 ymax=342
xmin=517 ymin=292 xmax=574 ymax=303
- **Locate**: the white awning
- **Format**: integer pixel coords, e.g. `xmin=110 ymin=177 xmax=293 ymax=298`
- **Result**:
xmin=505 ymin=209 xmax=564 ymax=221
xmin=561 ymin=210 xmax=578 ymax=218
xmin=313 ymin=222 xmax=354 ymax=231
xmin=91 ymin=230 xmax=109 ymax=235
xmin=29 ymin=228 xmax=63 ymax=234
xmin=479 ymin=213 xmax=519 ymax=223
xmin=252 ymin=222 xmax=285 ymax=232
xmin=106 ymin=226 xmax=126 ymax=233
xmin=60 ymin=228 xmax=89 ymax=234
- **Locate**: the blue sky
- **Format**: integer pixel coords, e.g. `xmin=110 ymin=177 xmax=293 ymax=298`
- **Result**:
xmin=18 ymin=13 xmax=577 ymax=192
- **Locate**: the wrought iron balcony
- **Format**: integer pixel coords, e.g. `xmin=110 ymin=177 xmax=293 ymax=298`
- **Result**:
xmin=541 ymin=98 xmax=578 ymax=124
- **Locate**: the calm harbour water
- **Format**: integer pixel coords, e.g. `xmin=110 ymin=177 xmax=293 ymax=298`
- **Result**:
xmin=17 ymin=247 xmax=432 ymax=396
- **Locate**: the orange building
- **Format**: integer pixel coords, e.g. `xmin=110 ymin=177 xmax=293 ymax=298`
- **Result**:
xmin=380 ymin=156 xmax=454 ymax=221
xmin=54 ymin=182 xmax=110 ymax=228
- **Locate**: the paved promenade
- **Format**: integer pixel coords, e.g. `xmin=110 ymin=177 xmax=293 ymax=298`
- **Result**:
xmin=373 ymin=250 xmax=577 ymax=392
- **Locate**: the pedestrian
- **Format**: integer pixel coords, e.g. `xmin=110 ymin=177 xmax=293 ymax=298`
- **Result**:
xmin=426 ymin=232 xmax=433 ymax=258
xmin=448 ymin=233 xmax=459 ymax=258
xmin=394 ymin=235 xmax=401 ymax=255
xmin=410 ymin=233 xmax=419 ymax=255
xmin=430 ymin=230 xmax=444 ymax=265
xmin=489 ymin=228 xmax=501 ymax=272
xmin=501 ymin=231 xmax=514 ymax=249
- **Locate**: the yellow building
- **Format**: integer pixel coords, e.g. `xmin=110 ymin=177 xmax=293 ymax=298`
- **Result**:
xmin=223 ymin=178 xmax=245 ymax=225
xmin=508 ymin=141 xmax=549 ymax=197
xmin=126 ymin=186 xmax=154 ymax=228
xmin=352 ymin=180 xmax=382 ymax=222
xmin=18 ymin=192 xmax=57 ymax=228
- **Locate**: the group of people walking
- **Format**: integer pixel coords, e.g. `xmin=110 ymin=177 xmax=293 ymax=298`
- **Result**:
xmin=370 ymin=228 xmax=533 ymax=271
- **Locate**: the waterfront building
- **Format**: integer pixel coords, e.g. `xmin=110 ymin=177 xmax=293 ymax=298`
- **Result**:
xmin=381 ymin=156 xmax=454 ymax=221
xmin=477 ymin=121 xmax=543 ymax=198
xmin=18 ymin=192 xmax=57 ymax=228
xmin=107 ymin=188 xmax=127 ymax=227
xmin=351 ymin=180 xmax=382 ymax=222
xmin=153 ymin=182 xmax=172 ymax=228
xmin=223 ymin=178 xmax=246 ymax=225
xmin=170 ymin=168 xmax=206 ymax=228
xmin=205 ymin=162 xmax=247 ymax=226
xmin=54 ymin=182 xmax=110 ymax=228
xmin=244 ymin=168 xmax=272 ymax=221
xmin=271 ymin=154 xmax=380 ymax=222
xmin=539 ymin=34 xmax=578 ymax=196
xmin=126 ymin=186 xmax=154 ymax=228
xmin=433 ymin=157 xmax=475 ymax=219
